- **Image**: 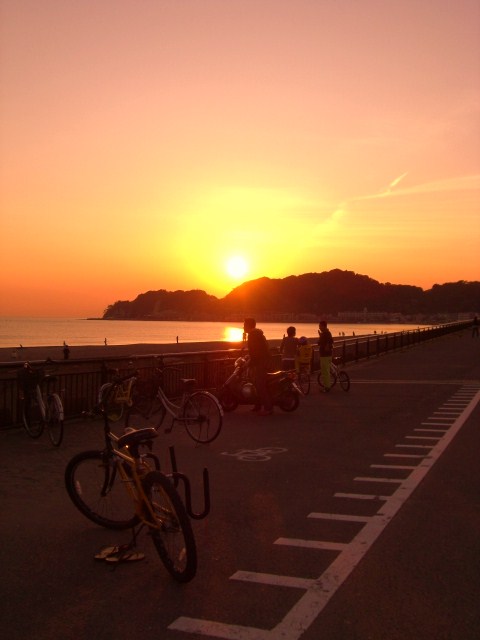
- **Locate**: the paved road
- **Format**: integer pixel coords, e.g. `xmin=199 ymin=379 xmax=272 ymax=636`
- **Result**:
xmin=2 ymin=330 xmax=479 ymax=640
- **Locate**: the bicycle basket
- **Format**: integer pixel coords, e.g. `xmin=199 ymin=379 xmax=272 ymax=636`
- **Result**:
xmin=17 ymin=367 xmax=44 ymax=391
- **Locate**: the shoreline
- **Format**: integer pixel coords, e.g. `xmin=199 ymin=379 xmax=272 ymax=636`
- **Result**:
xmin=0 ymin=340 xmax=249 ymax=364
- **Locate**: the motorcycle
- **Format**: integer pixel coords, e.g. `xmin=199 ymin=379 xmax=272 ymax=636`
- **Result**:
xmin=216 ymin=355 xmax=302 ymax=412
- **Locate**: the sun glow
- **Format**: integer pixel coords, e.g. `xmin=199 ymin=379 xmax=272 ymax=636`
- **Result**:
xmin=224 ymin=326 xmax=244 ymax=342
xmin=226 ymin=256 xmax=249 ymax=280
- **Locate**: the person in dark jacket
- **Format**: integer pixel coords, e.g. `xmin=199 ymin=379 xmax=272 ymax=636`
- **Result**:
xmin=318 ymin=320 xmax=334 ymax=391
xmin=243 ymin=317 xmax=273 ymax=415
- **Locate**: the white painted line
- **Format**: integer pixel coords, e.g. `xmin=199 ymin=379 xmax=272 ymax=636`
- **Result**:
xmin=334 ymin=492 xmax=388 ymax=500
xmin=370 ymin=464 xmax=416 ymax=470
xmin=406 ymin=435 xmax=442 ymax=440
xmin=354 ymin=476 xmax=403 ymax=484
xmin=169 ymin=387 xmax=480 ymax=640
xmin=169 ymin=618 xmax=271 ymax=640
xmin=395 ymin=444 xmax=434 ymax=449
xmin=308 ymin=512 xmax=371 ymax=523
xmin=414 ymin=428 xmax=446 ymax=433
xmin=420 ymin=422 xmax=450 ymax=427
xmin=275 ymin=538 xmax=347 ymax=552
xmin=384 ymin=453 xmax=425 ymax=458
xmin=231 ymin=571 xmax=315 ymax=590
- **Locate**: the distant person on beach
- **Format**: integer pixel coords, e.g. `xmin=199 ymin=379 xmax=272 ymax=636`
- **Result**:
xmin=104 ymin=338 xmax=108 ymax=346
xmin=472 ymin=316 xmax=479 ymax=338
xmin=243 ymin=317 xmax=273 ymax=416
xmin=280 ymin=326 xmax=298 ymax=370
xmin=318 ymin=320 xmax=334 ymax=391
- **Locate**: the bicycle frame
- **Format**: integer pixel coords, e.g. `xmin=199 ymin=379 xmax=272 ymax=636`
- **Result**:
xmin=104 ymin=436 xmax=164 ymax=531
xmin=103 ymin=417 xmax=210 ymax=521
xmin=155 ymin=384 xmax=190 ymax=421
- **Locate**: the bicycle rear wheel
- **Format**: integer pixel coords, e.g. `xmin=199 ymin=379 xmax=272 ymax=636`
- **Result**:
xmin=338 ymin=370 xmax=351 ymax=391
xmin=22 ymin=393 xmax=44 ymax=438
xmin=297 ymin=370 xmax=311 ymax=395
xmin=65 ymin=450 xmax=138 ymax=530
xmin=317 ymin=369 xmax=338 ymax=390
xmin=183 ymin=391 xmax=223 ymax=444
xmin=46 ymin=395 xmax=64 ymax=447
xmin=143 ymin=471 xmax=196 ymax=582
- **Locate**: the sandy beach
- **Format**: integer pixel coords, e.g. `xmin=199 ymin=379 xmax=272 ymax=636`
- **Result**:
xmin=0 ymin=340 xmax=254 ymax=364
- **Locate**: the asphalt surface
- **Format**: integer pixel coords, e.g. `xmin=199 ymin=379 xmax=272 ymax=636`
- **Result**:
xmin=1 ymin=329 xmax=479 ymax=640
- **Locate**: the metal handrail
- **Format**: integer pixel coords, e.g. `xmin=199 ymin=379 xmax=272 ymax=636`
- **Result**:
xmin=0 ymin=321 xmax=471 ymax=429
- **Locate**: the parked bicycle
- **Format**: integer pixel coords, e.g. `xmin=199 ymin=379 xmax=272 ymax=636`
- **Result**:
xmin=125 ymin=364 xmax=223 ymax=444
xmin=317 ymin=356 xmax=351 ymax=391
xmin=17 ymin=361 xmax=65 ymax=446
xmin=295 ymin=339 xmax=313 ymax=395
xmin=97 ymin=367 xmax=137 ymax=422
xmin=296 ymin=362 xmax=311 ymax=395
xmin=64 ymin=404 xmax=210 ymax=582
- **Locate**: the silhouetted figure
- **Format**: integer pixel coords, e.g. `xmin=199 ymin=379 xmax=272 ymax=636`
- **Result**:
xmin=243 ymin=317 xmax=273 ymax=415
xmin=318 ymin=320 xmax=334 ymax=391
xmin=472 ymin=316 xmax=479 ymax=338
xmin=280 ymin=326 xmax=298 ymax=370
xmin=63 ymin=344 xmax=70 ymax=360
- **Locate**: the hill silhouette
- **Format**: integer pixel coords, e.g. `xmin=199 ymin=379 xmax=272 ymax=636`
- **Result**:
xmin=102 ymin=269 xmax=480 ymax=321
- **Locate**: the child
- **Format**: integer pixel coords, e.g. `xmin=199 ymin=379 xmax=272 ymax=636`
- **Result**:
xmin=280 ymin=326 xmax=299 ymax=371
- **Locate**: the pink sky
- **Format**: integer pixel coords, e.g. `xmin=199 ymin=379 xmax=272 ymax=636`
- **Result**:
xmin=1 ymin=0 xmax=479 ymax=317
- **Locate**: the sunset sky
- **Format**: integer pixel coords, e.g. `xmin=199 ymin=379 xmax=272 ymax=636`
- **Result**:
xmin=1 ymin=0 xmax=479 ymax=317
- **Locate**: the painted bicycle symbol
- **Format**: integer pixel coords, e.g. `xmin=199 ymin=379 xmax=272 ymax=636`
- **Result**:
xmin=221 ymin=447 xmax=287 ymax=462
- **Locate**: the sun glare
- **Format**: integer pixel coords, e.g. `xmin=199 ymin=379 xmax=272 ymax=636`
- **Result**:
xmin=224 ymin=326 xmax=244 ymax=342
xmin=226 ymin=256 xmax=249 ymax=280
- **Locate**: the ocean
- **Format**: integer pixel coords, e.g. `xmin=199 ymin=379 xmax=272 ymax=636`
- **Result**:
xmin=0 ymin=317 xmax=430 ymax=349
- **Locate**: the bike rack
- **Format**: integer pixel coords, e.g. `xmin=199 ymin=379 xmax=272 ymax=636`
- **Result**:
xmin=168 ymin=445 xmax=210 ymax=520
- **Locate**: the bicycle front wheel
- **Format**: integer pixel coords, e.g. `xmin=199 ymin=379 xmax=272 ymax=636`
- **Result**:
xmin=46 ymin=395 xmax=64 ymax=447
xmin=125 ymin=395 xmax=166 ymax=431
xmin=100 ymin=383 xmax=123 ymax=422
xmin=338 ymin=370 xmax=351 ymax=391
xmin=183 ymin=391 xmax=223 ymax=444
xmin=143 ymin=471 xmax=197 ymax=582
xmin=65 ymin=450 xmax=138 ymax=530
xmin=22 ymin=393 xmax=44 ymax=438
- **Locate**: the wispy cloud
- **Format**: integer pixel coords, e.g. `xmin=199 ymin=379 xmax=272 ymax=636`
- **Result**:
xmin=354 ymin=173 xmax=479 ymax=203
xmin=388 ymin=172 xmax=408 ymax=190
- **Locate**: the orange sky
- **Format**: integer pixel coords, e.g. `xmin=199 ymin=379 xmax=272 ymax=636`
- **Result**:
xmin=1 ymin=0 xmax=479 ymax=317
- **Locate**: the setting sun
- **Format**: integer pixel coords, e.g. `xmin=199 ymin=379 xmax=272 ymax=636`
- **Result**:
xmin=226 ymin=256 xmax=249 ymax=280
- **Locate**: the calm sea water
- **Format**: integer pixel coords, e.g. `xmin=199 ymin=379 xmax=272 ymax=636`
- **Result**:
xmin=0 ymin=317 xmax=429 ymax=349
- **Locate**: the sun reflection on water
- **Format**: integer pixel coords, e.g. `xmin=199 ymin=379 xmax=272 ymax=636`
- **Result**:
xmin=223 ymin=326 xmax=244 ymax=343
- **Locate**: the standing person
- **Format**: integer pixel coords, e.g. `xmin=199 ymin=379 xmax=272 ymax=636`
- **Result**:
xmin=243 ymin=317 xmax=273 ymax=415
xmin=280 ymin=326 xmax=298 ymax=370
xmin=318 ymin=320 xmax=334 ymax=391
xmin=472 ymin=316 xmax=479 ymax=338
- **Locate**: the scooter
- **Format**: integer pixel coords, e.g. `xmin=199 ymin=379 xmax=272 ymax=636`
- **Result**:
xmin=216 ymin=355 xmax=301 ymax=412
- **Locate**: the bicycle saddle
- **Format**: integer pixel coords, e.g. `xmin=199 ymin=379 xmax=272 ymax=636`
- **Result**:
xmin=180 ymin=378 xmax=196 ymax=391
xmin=117 ymin=427 xmax=158 ymax=450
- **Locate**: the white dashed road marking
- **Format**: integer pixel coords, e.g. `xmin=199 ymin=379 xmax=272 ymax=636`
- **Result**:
xmin=169 ymin=384 xmax=480 ymax=639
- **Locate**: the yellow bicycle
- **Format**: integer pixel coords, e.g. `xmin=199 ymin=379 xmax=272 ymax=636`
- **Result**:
xmin=65 ymin=405 xmax=210 ymax=582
